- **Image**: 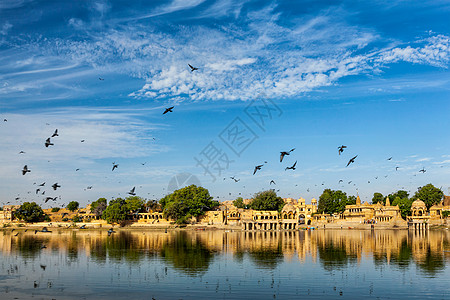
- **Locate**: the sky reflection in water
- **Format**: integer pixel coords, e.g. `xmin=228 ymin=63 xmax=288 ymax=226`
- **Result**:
xmin=0 ymin=229 xmax=449 ymax=299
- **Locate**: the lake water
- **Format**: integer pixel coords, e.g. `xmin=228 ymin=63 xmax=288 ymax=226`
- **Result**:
xmin=0 ymin=229 xmax=449 ymax=299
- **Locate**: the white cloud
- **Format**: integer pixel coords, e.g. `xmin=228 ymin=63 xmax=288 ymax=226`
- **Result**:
xmin=2 ymin=4 xmax=450 ymax=103
xmin=416 ymin=157 xmax=432 ymax=162
xmin=0 ymin=22 xmax=12 ymax=35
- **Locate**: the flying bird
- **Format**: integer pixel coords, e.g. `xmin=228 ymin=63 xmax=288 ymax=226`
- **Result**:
xmin=128 ymin=187 xmax=136 ymax=196
xmin=45 ymin=138 xmax=53 ymax=147
xmin=338 ymin=180 xmax=343 ymax=183
xmin=36 ymin=188 xmax=40 ymax=194
xmin=396 ymin=167 xmax=399 ymax=171
xmin=107 ymin=228 xmax=116 ymax=236
xmin=230 ymin=176 xmax=240 ymax=182
xmin=44 ymin=197 xmax=57 ymax=203
xmin=419 ymin=168 xmax=426 ymax=173
xmin=80 ymin=224 xmax=86 ymax=229
xmin=346 ymin=155 xmax=358 ymax=167
xmin=270 ymin=180 xmax=276 ymax=185
xmin=253 ymin=164 xmax=263 ymax=175
xmin=338 ymin=145 xmax=347 ymax=155
xmin=22 ymin=165 xmax=31 ymax=175
xmin=19 ymin=151 xmax=25 ymax=154
xmin=163 ymin=106 xmax=174 ymax=114
xmin=52 ymin=183 xmax=61 ymax=190
xmin=112 ymin=162 xmax=119 ymax=171
xmin=387 ymin=157 xmax=392 ymax=160
xmin=75 ymin=168 xmax=80 ymax=171
xmin=99 ymin=77 xmax=104 ymax=81
xmin=280 ymin=148 xmax=295 ymax=162
xmin=51 ymin=129 xmax=58 ymax=137
xmin=285 ymin=161 xmax=297 ymax=171
xmin=188 ymin=64 xmax=199 ymax=72
xmin=39 ymin=182 xmax=45 ymax=186
xmin=81 ymin=140 xmax=85 ymax=142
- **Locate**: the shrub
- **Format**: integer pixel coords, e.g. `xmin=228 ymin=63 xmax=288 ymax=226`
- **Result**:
xmin=51 ymin=207 xmax=60 ymax=212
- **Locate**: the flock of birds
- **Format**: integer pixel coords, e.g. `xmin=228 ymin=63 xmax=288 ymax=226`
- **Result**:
xmin=0 ymin=62 xmax=440 ymax=210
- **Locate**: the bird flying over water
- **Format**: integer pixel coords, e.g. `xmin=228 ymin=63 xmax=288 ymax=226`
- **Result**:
xmin=22 ymin=165 xmax=30 ymax=175
xmin=346 ymin=155 xmax=358 ymax=167
xmin=253 ymin=164 xmax=263 ymax=175
xmin=163 ymin=106 xmax=174 ymax=114
xmin=280 ymin=148 xmax=295 ymax=162
xmin=285 ymin=161 xmax=297 ymax=171
xmin=338 ymin=145 xmax=347 ymax=155
xmin=188 ymin=64 xmax=199 ymax=72
xmin=45 ymin=138 xmax=53 ymax=147
xmin=51 ymin=129 xmax=58 ymax=137
xmin=108 ymin=228 xmax=116 ymax=236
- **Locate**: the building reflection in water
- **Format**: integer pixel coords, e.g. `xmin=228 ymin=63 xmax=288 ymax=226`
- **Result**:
xmin=1 ymin=229 xmax=449 ymax=276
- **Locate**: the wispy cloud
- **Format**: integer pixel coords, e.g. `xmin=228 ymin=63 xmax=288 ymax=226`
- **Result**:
xmin=2 ymin=4 xmax=450 ymax=103
xmin=416 ymin=157 xmax=432 ymax=162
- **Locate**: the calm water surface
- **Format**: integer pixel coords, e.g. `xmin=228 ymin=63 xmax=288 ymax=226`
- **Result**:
xmin=0 ymin=229 xmax=449 ymax=299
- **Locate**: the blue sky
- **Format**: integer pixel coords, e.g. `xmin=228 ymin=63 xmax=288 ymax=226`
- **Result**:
xmin=1 ymin=0 xmax=450 ymax=208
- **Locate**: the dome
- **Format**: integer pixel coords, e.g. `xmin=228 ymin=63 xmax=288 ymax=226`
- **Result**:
xmin=411 ymin=199 xmax=426 ymax=208
xmin=282 ymin=203 xmax=295 ymax=212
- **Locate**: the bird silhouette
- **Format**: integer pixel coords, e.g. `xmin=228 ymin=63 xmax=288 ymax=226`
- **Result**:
xmin=280 ymin=148 xmax=295 ymax=162
xmin=339 ymin=180 xmax=343 ymax=183
xmin=14 ymin=232 xmax=19 ymax=236
xmin=285 ymin=161 xmax=297 ymax=171
xmin=79 ymin=224 xmax=86 ymax=229
xmin=75 ymin=168 xmax=80 ymax=171
xmin=346 ymin=155 xmax=357 ymax=167
xmin=19 ymin=151 xmax=25 ymax=154
xmin=338 ymin=145 xmax=347 ymax=155
xmin=51 ymin=129 xmax=58 ymax=137
xmin=36 ymin=188 xmax=40 ymax=194
xmin=107 ymin=228 xmax=116 ymax=236
xmin=230 ymin=176 xmax=240 ymax=182
xmin=81 ymin=139 xmax=85 ymax=142
xmin=99 ymin=77 xmax=104 ymax=81
xmin=419 ymin=168 xmax=426 ymax=173
xmin=39 ymin=182 xmax=45 ymax=186
xmin=128 ymin=187 xmax=136 ymax=196
xmin=52 ymin=183 xmax=61 ymax=190
xmin=112 ymin=162 xmax=119 ymax=171
xmin=396 ymin=167 xmax=399 ymax=171
xmin=188 ymin=64 xmax=199 ymax=72
xmin=387 ymin=157 xmax=392 ymax=160
xmin=45 ymin=138 xmax=53 ymax=147
xmin=44 ymin=197 xmax=57 ymax=203
xmin=163 ymin=106 xmax=174 ymax=114
xmin=22 ymin=165 xmax=31 ymax=175
xmin=253 ymin=164 xmax=263 ymax=175
xmin=270 ymin=180 xmax=276 ymax=185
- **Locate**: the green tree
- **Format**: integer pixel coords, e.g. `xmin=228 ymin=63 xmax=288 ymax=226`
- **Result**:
xmin=125 ymin=196 xmax=145 ymax=213
xmin=249 ymin=190 xmax=285 ymax=211
xmin=387 ymin=190 xmax=409 ymax=202
xmin=318 ymin=189 xmax=348 ymax=214
xmin=102 ymin=198 xmax=127 ymax=223
xmin=51 ymin=207 xmax=60 ymax=212
xmin=159 ymin=185 xmax=218 ymax=224
xmin=91 ymin=198 xmax=107 ymax=217
xmin=347 ymin=195 xmax=357 ymax=205
xmin=146 ymin=200 xmax=161 ymax=212
xmin=15 ymin=202 xmax=46 ymax=222
xmin=233 ymin=197 xmax=245 ymax=209
xmin=67 ymin=201 xmax=79 ymax=212
xmin=412 ymin=184 xmax=443 ymax=209
xmin=372 ymin=192 xmax=384 ymax=204
xmin=392 ymin=197 xmax=414 ymax=219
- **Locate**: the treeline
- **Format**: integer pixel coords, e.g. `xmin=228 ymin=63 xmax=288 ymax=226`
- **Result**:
xmin=317 ymin=183 xmax=444 ymax=219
